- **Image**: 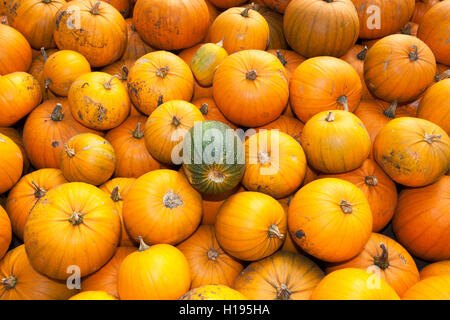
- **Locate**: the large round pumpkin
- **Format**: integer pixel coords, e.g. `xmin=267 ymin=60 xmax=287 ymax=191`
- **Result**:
xmin=0 ymin=134 xmax=23 ymax=194
xmin=23 ymin=182 xmax=121 ymax=280
xmin=215 ymin=191 xmax=287 ymax=261
xmin=288 ymin=178 xmax=373 ymax=262
xmin=200 ymin=185 xmax=245 ymax=225
xmin=233 ymin=251 xmax=324 ymax=300
xmin=420 ymin=260 xmax=450 ymax=279
xmin=402 ymin=275 xmax=450 ymax=300
xmin=283 ymin=0 xmax=359 ymax=58
xmin=180 ymin=284 xmax=247 ymax=300
xmin=0 ymin=23 xmax=32 ymax=75
xmin=213 ymin=49 xmax=289 ymax=127
xmin=121 ymin=19 xmax=154 ymax=61
xmin=0 ymin=205 xmax=11 ymax=260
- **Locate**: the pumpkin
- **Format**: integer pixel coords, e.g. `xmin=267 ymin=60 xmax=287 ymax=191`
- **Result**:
xmin=81 ymin=246 xmax=136 ymax=298
xmin=267 ymin=49 xmax=305 ymax=81
xmin=43 ymin=49 xmax=91 ymax=96
xmin=249 ymin=3 xmax=287 ymax=50
xmin=7 ymin=0 xmax=65 ymax=49
xmin=215 ymin=191 xmax=287 ymax=261
xmin=412 ymin=0 xmax=440 ymax=24
xmin=105 ymin=116 xmax=164 ymax=178
xmin=213 ymin=50 xmax=289 ymax=127
xmin=289 ymin=57 xmax=362 ymax=123
xmin=402 ymin=275 xmax=450 ymax=300
xmin=0 ymin=72 xmax=42 ymax=127
xmin=127 ymin=51 xmax=195 ymax=115
xmin=364 ymin=34 xmax=436 ymax=103
xmin=208 ymin=0 xmax=248 ymax=8
xmin=68 ymin=72 xmax=130 ymax=130
xmin=180 ymin=284 xmax=247 ymax=300
xmin=54 ymin=0 xmax=127 ymax=67
xmin=351 ymin=0 xmax=415 ymax=39
xmin=182 ymin=121 xmax=245 ymax=195
xmin=373 ymin=117 xmax=450 ymax=187
xmin=284 ymin=0 xmax=359 ymax=58
xmin=393 ymin=176 xmax=450 ymax=261
xmin=118 ymin=238 xmax=191 ymax=300
xmin=60 ymin=133 xmax=116 ymax=185
xmin=133 ymin=0 xmax=209 ymax=51
xmin=69 ymin=291 xmax=117 ymax=300
xmin=201 ymin=185 xmax=245 ymax=225
xmin=101 ymin=0 xmax=130 ymax=17
xmin=209 ymin=6 xmax=270 ymax=54
xmin=310 ymin=268 xmax=400 ymax=300
xmin=0 ymin=205 xmax=11 ymax=260
xmin=319 ymin=159 xmax=397 ymax=232
xmin=0 ymin=23 xmax=32 ymax=75
xmin=28 ymin=48 xmax=58 ymax=99
xmin=99 ymin=178 xmax=136 ymax=247
xmin=121 ymin=19 xmax=154 ymax=61
xmin=243 ymin=130 xmax=307 ymax=199
xmin=0 ymin=134 xmax=23 ymax=194
xmin=203 ymin=0 xmax=219 ymax=42
xmin=420 ymin=261 xmax=450 ymax=279
xmin=417 ymin=1 xmax=450 ymax=66
xmin=288 ymin=178 xmax=373 ymax=262
xmin=192 ymin=98 xmax=236 ymax=128
xmin=6 ymin=168 xmax=67 ymax=240
xmin=23 ymin=98 xmax=101 ymax=169
xmin=417 ymin=79 xmax=450 ymax=135
xmin=326 ymin=233 xmax=420 ymax=297
xmin=190 ymin=41 xmax=228 ymax=87
xmin=0 ymin=126 xmax=30 ymax=173
xmin=233 ymin=251 xmax=324 ymax=300
xmin=177 ymin=225 xmax=244 ymax=288
xmin=24 ymin=182 xmax=121 ymax=280
xmin=0 ymin=245 xmax=73 ymax=300
xmin=300 ymin=110 xmax=371 ymax=174
xmin=256 ymin=0 xmax=293 ymax=13
xmin=123 ymin=169 xmax=202 ymax=245
xmin=256 ymin=115 xmax=304 ymax=144
xmin=143 ymin=100 xmax=204 ymax=165
xmin=340 ymin=45 xmax=373 ymax=100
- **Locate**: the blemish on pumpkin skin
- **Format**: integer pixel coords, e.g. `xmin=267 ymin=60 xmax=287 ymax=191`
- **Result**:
xmin=51 ymin=141 xmax=59 ymax=148
xmin=295 ymin=230 xmax=305 ymax=239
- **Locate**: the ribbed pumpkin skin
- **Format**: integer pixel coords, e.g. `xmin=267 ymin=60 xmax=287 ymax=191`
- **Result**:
xmin=300 ymin=110 xmax=371 ymax=174
xmin=417 ymin=1 xmax=450 ymax=66
xmin=60 ymin=133 xmax=116 ymax=186
xmin=0 ymin=72 xmax=42 ymax=127
xmin=192 ymin=98 xmax=236 ymax=128
xmin=311 ymin=268 xmax=400 ymax=300
xmin=256 ymin=115 xmax=304 ymax=144
xmin=7 ymin=0 xmax=66 ymax=49
xmin=6 ymin=168 xmax=67 ymax=240
xmin=420 ymin=260 xmax=450 ymax=279
xmin=213 ymin=50 xmax=289 ymax=127
xmin=288 ymin=178 xmax=373 ymax=262
xmin=320 ymin=159 xmax=397 ymax=232
xmin=23 ymin=182 xmax=121 ymax=280
xmin=411 ymin=0 xmax=440 ymax=24
xmin=256 ymin=0 xmax=292 ymax=13
xmin=393 ymin=176 xmax=450 ymax=261
xmin=326 ymin=233 xmax=420 ymax=297
xmin=250 ymin=4 xmax=287 ymax=50
xmin=215 ymin=191 xmax=287 ymax=261
xmin=190 ymin=42 xmax=228 ymax=87
xmin=267 ymin=49 xmax=305 ymax=81
xmin=127 ymin=51 xmax=195 ymax=115
xmin=177 ymin=225 xmax=244 ymax=288
xmin=0 ymin=134 xmax=23 ymax=194
xmin=289 ymin=57 xmax=362 ymax=123
xmin=122 ymin=169 xmax=202 ymax=245
xmin=233 ymin=251 xmax=324 ymax=300
xmin=53 ymin=0 xmax=127 ymax=67
xmin=402 ymin=275 xmax=450 ymax=300
xmin=121 ymin=19 xmax=154 ymax=61
xmin=0 ymin=24 xmax=32 ymax=75
xmin=180 ymin=284 xmax=247 ymax=300
xmin=118 ymin=243 xmax=191 ymax=300
xmin=69 ymin=291 xmax=117 ymax=300
xmin=364 ymin=34 xmax=436 ymax=103
xmin=373 ymin=117 xmax=450 ymax=187
xmin=283 ymin=0 xmax=359 ymax=58
xmin=417 ymin=79 xmax=450 ymax=135
xmin=81 ymin=246 xmax=136 ymax=298
xmin=209 ymin=7 xmax=270 ymax=54
xmin=133 ymin=0 xmax=209 ymax=51
xmin=0 ymin=245 xmax=74 ymax=300
xmin=0 ymin=205 xmax=11 ymax=260
xmin=351 ymin=0 xmax=415 ymax=39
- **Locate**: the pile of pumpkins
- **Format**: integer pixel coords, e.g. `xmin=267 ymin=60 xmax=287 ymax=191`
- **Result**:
xmin=0 ymin=0 xmax=449 ymax=300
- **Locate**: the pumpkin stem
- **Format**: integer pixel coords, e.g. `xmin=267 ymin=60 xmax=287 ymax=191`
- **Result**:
xmin=356 ymin=46 xmax=368 ymax=61
xmin=40 ymin=47 xmax=49 ymax=62
xmin=110 ymin=186 xmax=122 ymax=202
xmin=90 ymin=1 xmax=101 ymax=15
xmin=258 ymin=151 xmax=271 ymax=165
xmin=400 ymin=23 xmax=412 ymax=35
xmin=31 ymin=181 xmax=46 ymax=199
xmin=41 ymin=0 xmax=52 ymax=3
xmin=137 ymin=236 xmax=150 ymax=252
xmin=423 ymin=133 xmax=442 ymax=144
xmin=44 ymin=78 xmax=52 ymax=89
xmin=409 ymin=45 xmax=419 ymax=61
xmin=132 ymin=122 xmax=144 ymax=139
xmin=120 ymin=66 xmax=129 ymax=81
xmin=373 ymin=243 xmax=390 ymax=270
xmin=171 ymin=116 xmax=181 ymax=127
xmin=1 ymin=276 xmax=17 ymax=290
xmin=216 ymin=38 xmax=224 ymax=48
xmin=340 ymin=200 xmax=353 ymax=214
xmin=268 ymin=224 xmax=284 ymax=240
xmin=337 ymin=95 xmax=349 ymax=112
xmin=163 ymin=190 xmax=184 ymax=209
xmin=104 ymin=75 xmax=118 ymax=90
xmin=208 ymin=169 xmax=225 ymax=183
xmin=364 ymin=175 xmax=378 ymax=186
xmin=50 ymin=103 xmax=64 ymax=121
xmin=325 ymin=111 xmax=335 ymax=122
xmin=157 ymin=95 xmax=164 ymax=106
xmin=435 ymin=69 xmax=450 ymax=82
xmin=156 ymin=66 xmax=169 ymax=79
xmin=276 ymin=50 xmax=287 ymax=66
xmin=323 ymin=0 xmax=334 ymax=2
xmin=207 ymin=248 xmax=219 ymax=261
xmin=64 ymin=143 xmax=75 ymax=158
xmin=69 ymin=211 xmax=84 ymax=225
xmin=276 ymin=284 xmax=291 ymax=300
xmin=130 ymin=23 xmax=137 ymax=32
xmin=199 ymin=103 xmax=209 ymax=116
xmin=241 ymin=3 xmax=254 ymax=17
xmin=383 ymin=100 xmax=398 ymax=119
xmin=246 ymin=70 xmax=258 ymax=80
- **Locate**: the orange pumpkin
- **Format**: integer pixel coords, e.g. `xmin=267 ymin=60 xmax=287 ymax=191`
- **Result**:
xmin=24 ymin=182 xmax=121 ymax=280
xmin=0 ymin=134 xmax=23 ymax=194
xmin=420 ymin=260 xmax=450 ymax=279
xmin=267 ymin=49 xmax=305 ymax=81
xmin=412 ymin=0 xmax=440 ymax=24
xmin=177 ymin=225 xmax=244 ymax=289
xmin=200 ymin=185 xmax=245 ymax=225
xmin=288 ymin=178 xmax=373 ymax=262
xmin=208 ymin=0 xmax=248 ymax=8
xmin=28 ymin=48 xmax=59 ymax=99
xmin=340 ymin=45 xmax=373 ymax=100
xmin=190 ymin=41 xmax=228 ymax=87
xmin=101 ymin=59 xmax=134 ymax=84
xmin=121 ymin=19 xmax=154 ymax=61
xmin=101 ymin=0 xmax=130 ymax=17
xmin=69 ymin=291 xmax=117 ymax=300
xmin=290 ymin=57 xmax=362 ymax=123
xmin=250 ymin=3 xmax=287 ymax=50
xmin=255 ymin=0 xmax=292 ymax=13
xmin=192 ymin=98 xmax=236 ymax=128
xmin=0 ymin=126 xmax=30 ymax=173
xmin=256 ymin=115 xmax=304 ymax=144
xmin=402 ymin=275 xmax=450 ymax=300
xmin=0 ymin=205 xmax=11 ymax=260
xmin=203 ymin=0 xmax=220 ymax=43
xmin=0 ymin=23 xmax=32 ymax=75
xmin=180 ymin=284 xmax=247 ymax=300
xmin=60 ymin=133 xmax=116 ymax=185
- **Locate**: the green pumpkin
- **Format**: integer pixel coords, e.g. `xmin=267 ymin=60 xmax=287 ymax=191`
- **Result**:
xmin=182 ymin=120 xmax=245 ymax=195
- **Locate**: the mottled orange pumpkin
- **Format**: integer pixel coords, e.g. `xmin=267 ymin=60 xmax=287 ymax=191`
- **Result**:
xmin=0 ymin=134 xmax=23 ymax=194
xmin=402 ymin=275 xmax=450 ymax=300
xmin=420 ymin=260 xmax=450 ymax=279
xmin=180 ymin=284 xmax=247 ymax=300
xmin=0 ymin=23 xmax=32 ymax=75
xmin=121 ymin=19 xmax=154 ymax=61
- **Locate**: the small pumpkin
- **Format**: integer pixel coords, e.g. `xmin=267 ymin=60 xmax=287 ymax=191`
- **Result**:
xmin=121 ymin=19 xmax=154 ymax=61
xmin=0 ymin=23 xmax=32 ymax=75
xmin=0 ymin=205 xmax=11 ymax=260
xmin=69 ymin=291 xmax=117 ymax=300
xmin=420 ymin=261 xmax=450 ymax=279
xmin=267 ymin=49 xmax=305 ymax=81
xmin=190 ymin=41 xmax=228 ymax=87
xmin=0 ymin=134 xmax=23 ymax=194
xmin=402 ymin=275 xmax=450 ymax=300
xmin=180 ymin=285 xmax=247 ymax=300
xmin=192 ymin=98 xmax=236 ymax=128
